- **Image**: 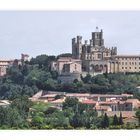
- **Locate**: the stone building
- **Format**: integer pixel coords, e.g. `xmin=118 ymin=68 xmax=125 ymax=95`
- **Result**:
xmin=72 ymin=27 xmax=140 ymax=75
xmin=0 ymin=60 xmax=14 ymax=76
xmin=0 ymin=54 xmax=29 ymax=77
xmin=51 ymin=57 xmax=82 ymax=83
xmin=51 ymin=27 xmax=140 ymax=83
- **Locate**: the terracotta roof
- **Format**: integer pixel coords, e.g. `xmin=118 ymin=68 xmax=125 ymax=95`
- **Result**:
xmin=81 ymin=99 xmax=97 ymax=105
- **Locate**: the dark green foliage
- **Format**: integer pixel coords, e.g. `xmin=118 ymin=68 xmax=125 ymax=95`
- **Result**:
xmin=101 ymin=113 xmax=109 ymax=128
xmin=45 ymin=107 xmax=59 ymax=115
xmin=112 ymin=114 xmax=119 ymax=126
xmin=57 ymin=53 xmax=72 ymax=59
xmin=62 ymin=97 xmax=79 ymax=111
xmin=0 ymin=106 xmax=24 ymax=128
xmin=11 ymin=96 xmax=32 ymax=118
xmin=119 ymin=112 xmax=124 ymax=125
xmin=0 ymin=96 xmax=32 ymax=129
xmin=136 ymin=109 xmax=140 ymax=125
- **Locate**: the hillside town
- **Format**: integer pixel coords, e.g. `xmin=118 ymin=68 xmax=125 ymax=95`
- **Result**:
xmin=0 ymin=27 xmax=140 ymax=129
xmin=29 ymin=90 xmax=140 ymax=126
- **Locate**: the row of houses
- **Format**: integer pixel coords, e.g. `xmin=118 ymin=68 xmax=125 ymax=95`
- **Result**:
xmin=30 ymin=91 xmax=139 ymax=112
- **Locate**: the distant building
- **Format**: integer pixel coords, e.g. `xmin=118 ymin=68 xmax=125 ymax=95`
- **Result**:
xmin=51 ymin=57 xmax=82 ymax=83
xmin=0 ymin=54 xmax=29 ymax=77
xmin=0 ymin=60 xmax=13 ymax=76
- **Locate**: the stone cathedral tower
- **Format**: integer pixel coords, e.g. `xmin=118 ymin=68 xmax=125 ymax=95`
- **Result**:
xmin=72 ymin=27 xmax=118 ymax=74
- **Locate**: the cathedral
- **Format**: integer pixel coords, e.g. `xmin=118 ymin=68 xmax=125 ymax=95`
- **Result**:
xmin=72 ymin=27 xmax=140 ymax=75
xmin=51 ymin=27 xmax=140 ymax=83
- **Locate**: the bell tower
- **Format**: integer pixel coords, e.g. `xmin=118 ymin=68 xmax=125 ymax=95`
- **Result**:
xmin=92 ymin=27 xmax=104 ymax=47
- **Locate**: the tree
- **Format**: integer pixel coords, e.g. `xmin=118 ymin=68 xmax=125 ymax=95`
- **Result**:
xmin=7 ymin=66 xmax=24 ymax=84
xmin=112 ymin=114 xmax=119 ymax=126
xmin=82 ymin=74 xmax=92 ymax=84
xmin=57 ymin=53 xmax=72 ymax=59
xmin=62 ymin=97 xmax=79 ymax=111
xmin=43 ymin=79 xmax=57 ymax=90
xmin=0 ymin=106 xmax=24 ymax=128
xmin=119 ymin=112 xmax=124 ymax=125
xmin=45 ymin=107 xmax=59 ymax=115
xmin=30 ymin=54 xmax=56 ymax=70
xmin=10 ymin=96 xmax=32 ymax=119
xmin=46 ymin=111 xmax=70 ymax=129
xmin=101 ymin=113 xmax=109 ymax=128
xmin=70 ymin=112 xmax=83 ymax=128
xmin=31 ymin=111 xmax=46 ymax=129
xmin=136 ymin=109 xmax=140 ymax=125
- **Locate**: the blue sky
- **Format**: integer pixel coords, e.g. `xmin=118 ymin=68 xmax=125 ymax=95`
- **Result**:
xmin=0 ymin=11 xmax=140 ymax=59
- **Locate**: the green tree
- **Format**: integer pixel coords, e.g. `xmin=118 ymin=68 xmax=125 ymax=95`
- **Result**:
xmin=10 ymin=96 xmax=32 ymax=119
xmin=112 ymin=114 xmax=119 ymax=126
xmin=46 ymin=111 xmax=70 ymax=129
xmin=101 ymin=113 xmax=109 ymax=128
xmin=136 ymin=109 xmax=140 ymax=125
xmin=0 ymin=106 xmax=24 ymax=128
xmin=62 ymin=97 xmax=79 ymax=111
xmin=57 ymin=53 xmax=72 ymax=59
xmin=31 ymin=112 xmax=46 ymax=129
xmin=119 ymin=112 xmax=124 ymax=125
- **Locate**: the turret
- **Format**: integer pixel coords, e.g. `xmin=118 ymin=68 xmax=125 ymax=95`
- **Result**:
xmin=72 ymin=36 xmax=83 ymax=59
xmin=90 ymin=39 xmax=93 ymax=46
xmin=92 ymin=27 xmax=104 ymax=47
xmin=77 ymin=36 xmax=82 ymax=44
xmin=72 ymin=38 xmax=76 ymax=45
xmin=111 ymin=47 xmax=117 ymax=56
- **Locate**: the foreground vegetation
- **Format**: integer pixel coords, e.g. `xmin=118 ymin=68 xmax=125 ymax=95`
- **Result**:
xmin=0 ymin=96 xmax=140 ymax=129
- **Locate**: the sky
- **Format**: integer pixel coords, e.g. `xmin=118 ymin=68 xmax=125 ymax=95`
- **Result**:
xmin=0 ymin=11 xmax=140 ymax=59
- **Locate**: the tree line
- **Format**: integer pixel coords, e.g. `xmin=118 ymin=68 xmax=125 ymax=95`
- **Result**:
xmin=0 ymin=54 xmax=140 ymax=100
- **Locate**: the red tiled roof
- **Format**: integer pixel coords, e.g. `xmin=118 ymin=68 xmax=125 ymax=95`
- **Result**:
xmin=81 ymin=100 xmax=97 ymax=105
